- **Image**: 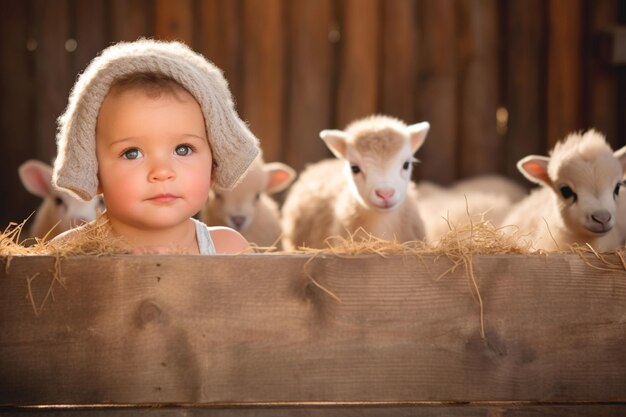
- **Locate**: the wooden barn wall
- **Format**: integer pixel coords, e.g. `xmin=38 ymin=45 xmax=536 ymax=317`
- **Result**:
xmin=1 ymin=0 xmax=625 ymax=230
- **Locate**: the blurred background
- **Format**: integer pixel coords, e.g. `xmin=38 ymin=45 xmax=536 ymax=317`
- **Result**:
xmin=1 ymin=0 xmax=625 ymax=230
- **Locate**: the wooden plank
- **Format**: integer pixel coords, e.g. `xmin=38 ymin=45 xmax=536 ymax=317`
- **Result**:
xmin=197 ymin=0 xmax=242 ymax=102
xmin=1 ymin=254 xmax=626 ymax=405
xmin=0 ymin=1 xmax=38 ymax=229
xmin=284 ymin=0 xmax=335 ymax=172
xmin=1 ymin=404 xmax=626 ymax=416
xmin=110 ymin=0 xmax=153 ymax=41
xmin=72 ymin=0 xmax=107 ymax=77
xmin=34 ymin=0 xmax=72 ymax=162
xmin=240 ymin=0 xmax=286 ymax=161
xmin=546 ymin=0 xmax=584 ymax=148
xmin=380 ymin=0 xmax=418 ymax=124
xmin=414 ymin=0 xmax=458 ymax=185
xmin=503 ymin=0 xmax=547 ymax=179
xmin=456 ymin=0 xmax=501 ymax=177
xmin=336 ymin=0 xmax=380 ymax=128
xmin=154 ymin=0 xmax=194 ymax=44
xmin=586 ymin=1 xmax=620 ymax=148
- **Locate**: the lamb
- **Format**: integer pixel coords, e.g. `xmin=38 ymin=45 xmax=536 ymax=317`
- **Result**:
xmin=501 ymin=130 xmax=626 ymax=252
xmin=18 ymin=159 xmax=102 ymax=240
xmin=281 ymin=115 xmax=429 ymax=250
xmin=419 ymin=175 xmax=526 ymax=243
xmin=200 ymin=156 xmax=296 ymax=248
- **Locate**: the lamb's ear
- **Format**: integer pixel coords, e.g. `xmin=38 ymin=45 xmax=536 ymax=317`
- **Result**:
xmin=407 ymin=122 xmax=430 ymax=153
xmin=320 ymin=129 xmax=348 ymax=158
xmin=613 ymin=145 xmax=626 ymax=174
xmin=264 ymin=162 xmax=297 ymax=195
xmin=18 ymin=159 xmax=53 ymax=198
xmin=517 ymin=155 xmax=552 ymax=187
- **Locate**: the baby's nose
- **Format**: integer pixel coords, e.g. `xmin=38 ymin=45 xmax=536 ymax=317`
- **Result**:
xmin=149 ymin=163 xmax=175 ymax=181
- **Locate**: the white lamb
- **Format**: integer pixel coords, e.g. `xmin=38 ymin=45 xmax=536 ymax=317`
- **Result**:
xmin=501 ymin=130 xmax=626 ymax=252
xmin=18 ymin=159 xmax=101 ymax=240
xmin=200 ymin=157 xmax=296 ymax=248
xmin=419 ymin=175 xmax=526 ymax=243
xmin=281 ymin=115 xmax=429 ymax=250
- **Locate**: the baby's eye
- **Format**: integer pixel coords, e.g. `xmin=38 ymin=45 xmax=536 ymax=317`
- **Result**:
xmin=175 ymin=145 xmax=193 ymax=156
xmin=122 ymin=148 xmax=142 ymax=160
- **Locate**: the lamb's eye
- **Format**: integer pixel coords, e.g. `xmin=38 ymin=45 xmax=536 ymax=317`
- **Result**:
xmin=560 ymin=186 xmax=577 ymax=201
xmin=255 ymin=193 xmax=261 ymax=201
xmin=350 ymin=164 xmax=361 ymax=174
xmin=54 ymin=196 xmax=64 ymax=206
xmin=402 ymin=161 xmax=410 ymax=170
xmin=614 ymin=183 xmax=621 ymax=197
xmin=213 ymin=193 xmax=223 ymax=201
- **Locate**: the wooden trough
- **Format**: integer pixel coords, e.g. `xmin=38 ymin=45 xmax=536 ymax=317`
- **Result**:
xmin=0 ymin=253 xmax=625 ymax=416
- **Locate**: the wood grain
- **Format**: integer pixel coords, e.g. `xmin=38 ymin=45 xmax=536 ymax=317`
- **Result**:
xmin=336 ymin=0 xmax=380 ymax=128
xmin=110 ymin=0 xmax=153 ymax=42
xmin=414 ymin=0 xmax=458 ymax=185
xmin=197 ymin=0 xmax=242 ymax=101
xmin=547 ymin=0 xmax=584 ymax=148
xmin=0 ymin=254 xmax=625 ymax=406
xmin=34 ymin=0 xmax=72 ymax=161
xmin=586 ymin=0 xmax=620 ymax=148
xmin=456 ymin=0 xmax=501 ymax=177
xmin=154 ymin=0 xmax=194 ymax=44
xmin=240 ymin=0 xmax=286 ymax=161
xmin=284 ymin=0 xmax=335 ymax=172
xmin=380 ymin=0 xmax=418 ymax=124
xmin=503 ymin=0 xmax=547 ymax=180
xmin=0 ymin=1 xmax=38 ymax=228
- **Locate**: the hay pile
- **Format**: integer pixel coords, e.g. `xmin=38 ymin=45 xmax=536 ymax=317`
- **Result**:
xmin=0 ymin=213 xmax=130 ymax=258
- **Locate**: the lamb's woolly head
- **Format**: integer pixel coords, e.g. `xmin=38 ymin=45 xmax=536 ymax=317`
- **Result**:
xmin=19 ymin=159 xmax=102 ymax=238
xmin=207 ymin=157 xmax=296 ymax=231
xmin=319 ymin=114 xmax=429 ymax=212
xmin=53 ymin=39 xmax=260 ymax=201
xmin=517 ymin=130 xmax=626 ymax=237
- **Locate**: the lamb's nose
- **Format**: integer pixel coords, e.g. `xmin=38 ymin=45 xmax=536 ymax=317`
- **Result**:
xmin=230 ymin=215 xmax=246 ymax=229
xmin=591 ymin=210 xmax=611 ymax=226
xmin=375 ymin=188 xmax=395 ymax=201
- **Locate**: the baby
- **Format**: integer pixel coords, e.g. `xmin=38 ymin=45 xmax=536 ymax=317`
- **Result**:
xmin=51 ymin=40 xmax=260 ymax=254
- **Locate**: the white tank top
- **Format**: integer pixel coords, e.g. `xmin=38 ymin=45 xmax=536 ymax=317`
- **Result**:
xmin=193 ymin=218 xmax=217 ymax=255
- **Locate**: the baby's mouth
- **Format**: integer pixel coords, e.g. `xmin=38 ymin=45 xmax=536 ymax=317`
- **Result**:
xmin=148 ymin=193 xmax=178 ymax=203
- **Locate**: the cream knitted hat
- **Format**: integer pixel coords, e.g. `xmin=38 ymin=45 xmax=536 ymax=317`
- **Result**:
xmin=53 ymin=39 xmax=260 ymax=201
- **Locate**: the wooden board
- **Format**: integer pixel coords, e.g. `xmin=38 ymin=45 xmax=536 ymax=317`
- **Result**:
xmin=109 ymin=0 xmax=153 ymax=42
xmin=414 ymin=0 xmax=458 ymax=185
xmin=240 ymin=0 xmax=286 ymax=161
xmin=34 ymin=0 xmax=72 ymax=161
xmin=456 ymin=0 xmax=501 ymax=177
xmin=1 ymin=404 xmax=626 ymax=416
xmin=197 ymin=0 xmax=242 ymax=101
xmin=284 ymin=0 xmax=335 ymax=173
xmin=503 ymin=0 xmax=546 ymax=178
xmin=0 ymin=1 xmax=38 ymax=229
xmin=0 ymin=253 xmax=625 ymax=408
xmin=154 ymin=0 xmax=194 ymax=44
xmin=380 ymin=0 xmax=418 ymax=124
xmin=546 ymin=0 xmax=584 ymax=148
xmin=586 ymin=1 xmax=620 ymax=148
xmin=335 ymin=0 xmax=380 ymax=128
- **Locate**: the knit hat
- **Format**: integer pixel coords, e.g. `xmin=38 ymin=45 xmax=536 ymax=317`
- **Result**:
xmin=53 ymin=39 xmax=260 ymax=201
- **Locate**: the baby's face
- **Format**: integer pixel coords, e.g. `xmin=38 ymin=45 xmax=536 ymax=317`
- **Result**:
xmin=95 ymin=86 xmax=212 ymax=233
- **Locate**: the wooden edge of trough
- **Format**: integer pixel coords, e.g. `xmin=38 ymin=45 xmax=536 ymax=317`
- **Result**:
xmin=0 ymin=253 xmax=624 ymax=411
